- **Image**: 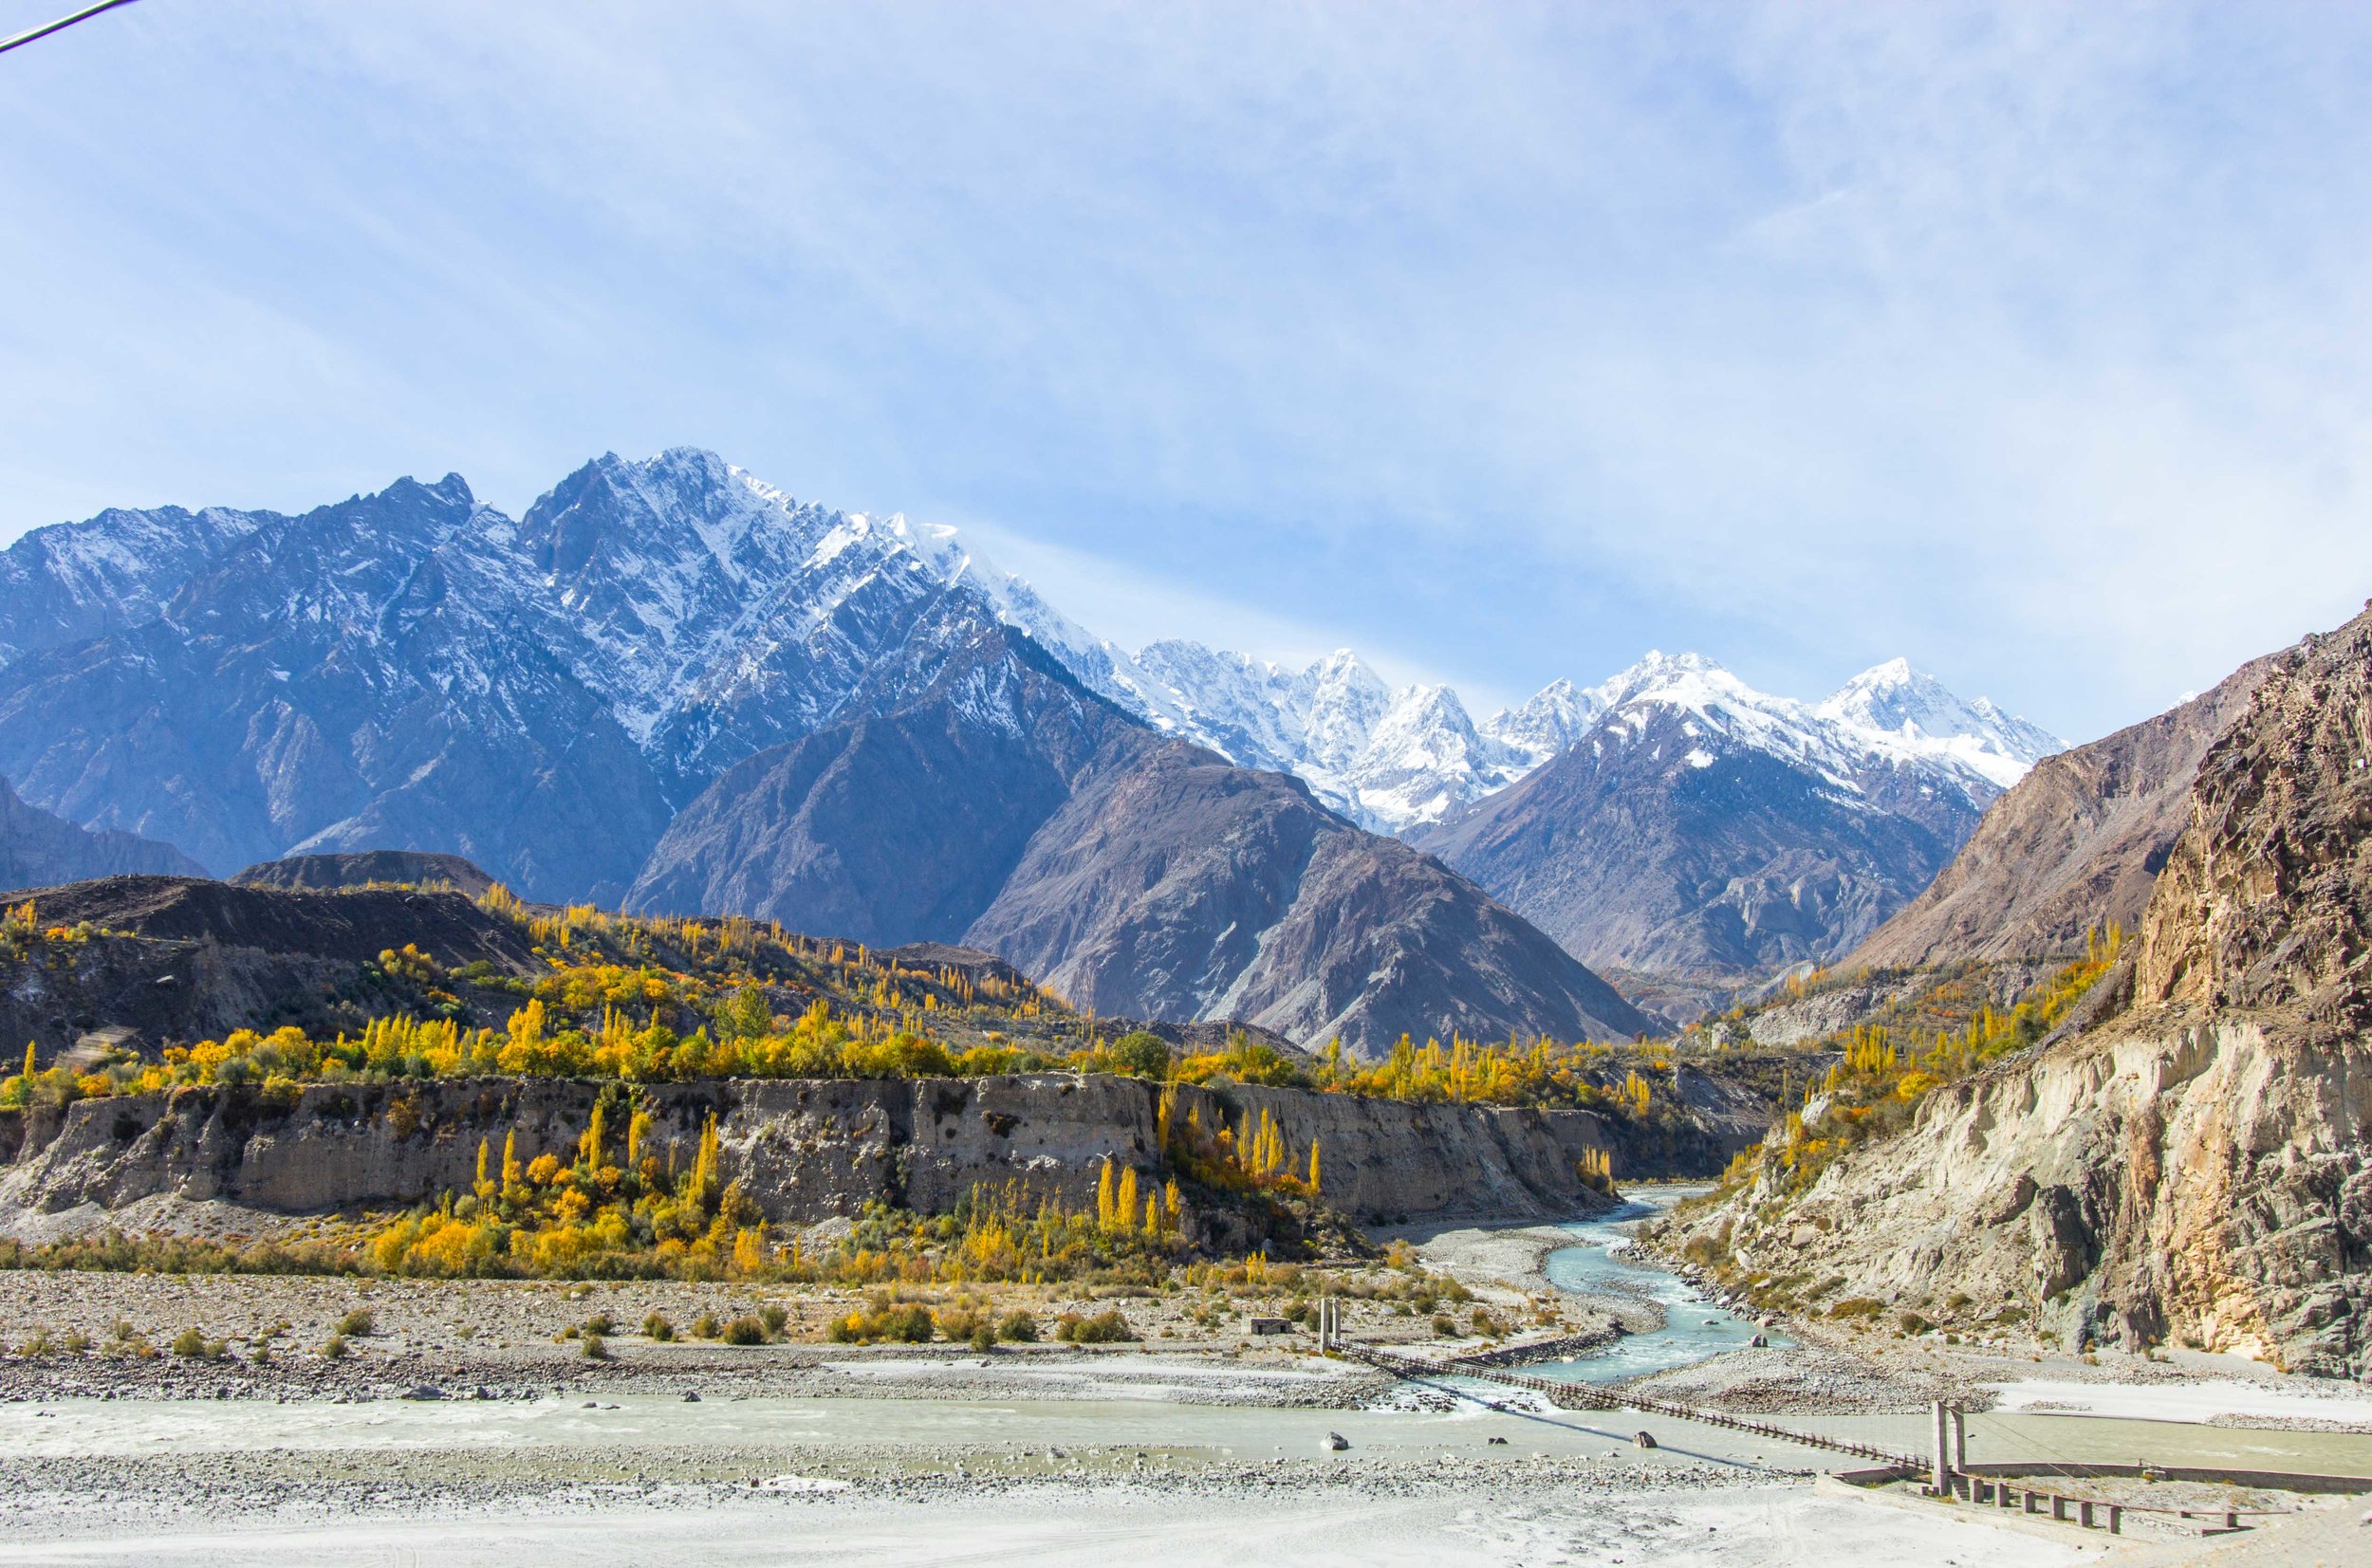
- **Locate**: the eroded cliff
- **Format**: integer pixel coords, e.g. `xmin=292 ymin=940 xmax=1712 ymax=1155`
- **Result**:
xmin=0 ymin=1073 xmax=1634 ymax=1241
xmin=1659 ymin=607 xmax=2372 ymax=1377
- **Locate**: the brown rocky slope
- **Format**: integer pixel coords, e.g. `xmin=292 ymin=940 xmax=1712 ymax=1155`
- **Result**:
xmin=1659 ymin=606 xmax=2372 ymax=1377
xmin=630 ymin=610 xmax=1649 ymax=1053
xmin=1845 ymin=654 xmax=2278 ymax=969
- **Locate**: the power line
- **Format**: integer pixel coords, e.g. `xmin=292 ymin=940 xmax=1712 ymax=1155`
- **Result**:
xmin=0 ymin=0 xmax=145 ymax=59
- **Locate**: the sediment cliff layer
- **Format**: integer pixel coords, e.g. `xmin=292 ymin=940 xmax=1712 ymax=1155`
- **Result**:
xmin=0 ymin=1073 xmax=1635 ymax=1239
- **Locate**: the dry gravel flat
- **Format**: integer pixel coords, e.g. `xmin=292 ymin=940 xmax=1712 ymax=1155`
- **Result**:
xmin=0 ymin=1264 xmax=1571 ymax=1406
xmin=3 ymin=1213 xmax=2363 ymax=1565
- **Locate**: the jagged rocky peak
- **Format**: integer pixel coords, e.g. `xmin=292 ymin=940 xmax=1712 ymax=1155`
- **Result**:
xmin=1816 ymin=656 xmax=2064 ymax=787
xmin=1295 ymin=649 xmax=1395 ymax=767
xmin=523 ymin=448 xmax=813 ymax=583
xmin=1481 ymin=676 xmax=1591 ymax=760
xmin=2136 ymin=605 xmax=2372 ymax=1017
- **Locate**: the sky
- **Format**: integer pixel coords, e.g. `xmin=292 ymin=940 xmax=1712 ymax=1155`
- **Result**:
xmin=3 ymin=2 xmax=2369 ymax=741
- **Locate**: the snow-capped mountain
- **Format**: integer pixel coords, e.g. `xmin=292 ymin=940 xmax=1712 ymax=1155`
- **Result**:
xmin=1410 ymin=652 xmax=2064 ymax=991
xmin=1076 ymin=641 xmax=2059 ymax=837
xmin=1529 ymin=649 xmax=2065 ymax=826
xmin=0 ymin=449 xmax=1652 ymax=1049
xmin=0 ymin=445 xmax=2061 ymax=1012
xmin=1085 ymin=644 xmax=1538 ymax=831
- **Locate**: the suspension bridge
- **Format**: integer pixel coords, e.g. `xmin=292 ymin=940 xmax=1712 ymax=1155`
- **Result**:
xmin=1314 ymin=1299 xmax=2360 ymax=1540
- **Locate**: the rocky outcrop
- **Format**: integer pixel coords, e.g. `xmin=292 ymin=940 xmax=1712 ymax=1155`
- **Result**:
xmin=1847 ymin=656 xmax=2277 ymax=969
xmin=21 ymin=876 xmax=534 ymax=972
xmin=0 ymin=876 xmax=541 ymax=1061
xmin=1672 ymin=1017 xmax=2368 ymax=1374
xmin=0 ymin=1074 xmax=1628 ymax=1237
xmin=1659 ymin=607 xmax=2372 ymax=1378
xmin=232 ymin=851 xmax=499 ymax=898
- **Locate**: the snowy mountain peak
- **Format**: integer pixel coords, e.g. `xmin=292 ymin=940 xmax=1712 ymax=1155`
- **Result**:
xmin=1815 ymin=658 xmax=2063 ymax=789
xmin=0 ymin=446 xmax=2072 ymax=879
xmin=1482 ymin=678 xmax=1594 ymax=763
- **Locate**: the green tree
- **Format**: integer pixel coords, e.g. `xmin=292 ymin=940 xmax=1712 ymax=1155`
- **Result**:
xmin=1106 ymin=1031 xmax=1170 ymax=1079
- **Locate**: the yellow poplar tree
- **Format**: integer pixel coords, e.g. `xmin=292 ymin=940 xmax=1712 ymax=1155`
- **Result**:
xmin=580 ymin=1102 xmax=606 ymax=1169
xmin=1096 ymin=1160 xmax=1117 ymax=1229
xmin=690 ymin=1113 xmax=721 ymax=1204
xmin=1115 ymin=1166 xmax=1140 ymax=1233
xmin=1307 ymin=1139 xmax=1321 ymax=1195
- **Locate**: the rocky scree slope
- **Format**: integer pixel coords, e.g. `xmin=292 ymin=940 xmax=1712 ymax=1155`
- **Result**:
xmin=1847 ymin=654 xmax=2278 ymax=970
xmin=630 ymin=606 xmax=1650 ymax=1052
xmin=1659 ymin=607 xmax=2372 ymax=1377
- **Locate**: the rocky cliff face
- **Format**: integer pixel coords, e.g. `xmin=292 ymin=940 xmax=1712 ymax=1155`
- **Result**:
xmin=1847 ymin=656 xmax=2277 ymax=970
xmin=0 ymin=1074 xmax=1628 ymax=1238
xmin=1659 ymin=608 xmax=2372 ymax=1377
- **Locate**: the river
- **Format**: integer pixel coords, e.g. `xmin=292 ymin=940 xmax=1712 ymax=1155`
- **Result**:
xmin=1524 ymin=1184 xmax=1792 ymax=1386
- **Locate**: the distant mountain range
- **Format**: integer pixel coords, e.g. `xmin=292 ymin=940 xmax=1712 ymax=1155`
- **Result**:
xmin=1412 ymin=653 xmax=2063 ymax=987
xmin=0 ymin=451 xmax=1650 ymax=1049
xmin=0 ymin=446 xmax=2061 ymax=1034
xmin=1088 ymin=643 xmax=2057 ymax=839
xmin=0 ymin=778 xmax=203 ymax=891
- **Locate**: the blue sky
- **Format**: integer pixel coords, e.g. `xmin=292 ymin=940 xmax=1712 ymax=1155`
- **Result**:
xmin=3 ymin=2 xmax=2368 ymax=741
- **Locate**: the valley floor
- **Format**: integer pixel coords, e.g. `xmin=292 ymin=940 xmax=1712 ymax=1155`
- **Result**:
xmin=0 ymin=1212 xmax=2364 ymax=1565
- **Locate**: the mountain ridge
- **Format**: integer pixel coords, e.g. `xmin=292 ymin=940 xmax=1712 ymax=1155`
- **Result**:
xmin=1408 ymin=650 xmax=2058 ymax=988
xmin=0 ymin=446 xmax=2060 ymax=1030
